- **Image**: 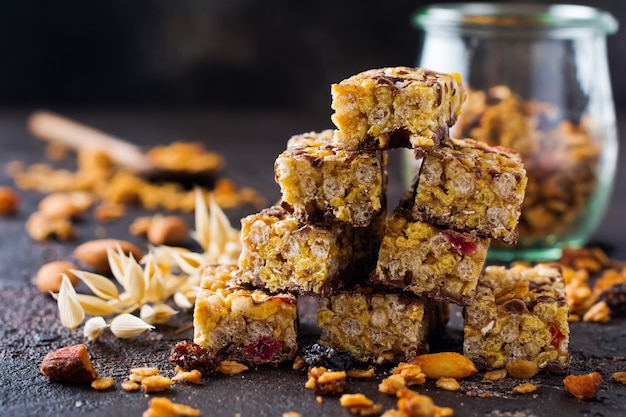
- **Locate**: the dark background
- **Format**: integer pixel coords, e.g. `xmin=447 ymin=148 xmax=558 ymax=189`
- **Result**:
xmin=2 ymin=0 xmax=625 ymax=113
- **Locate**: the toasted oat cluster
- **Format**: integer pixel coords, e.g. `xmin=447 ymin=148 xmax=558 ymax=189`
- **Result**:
xmin=331 ymin=67 xmax=465 ymax=151
xmin=412 ymin=137 xmax=527 ymax=244
xmin=237 ymin=206 xmax=360 ymax=296
xmin=193 ymin=264 xmax=298 ymax=367
xmin=317 ymin=289 xmax=448 ymax=364
xmin=371 ymin=196 xmax=489 ymax=305
xmin=463 ymin=264 xmax=570 ymax=373
xmin=454 ymin=85 xmax=600 ymax=243
xmin=275 ymin=130 xmax=387 ymax=226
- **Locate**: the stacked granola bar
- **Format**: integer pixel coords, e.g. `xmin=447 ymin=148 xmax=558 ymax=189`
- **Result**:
xmin=463 ymin=264 xmax=570 ymax=373
xmin=192 ymin=67 xmax=567 ymax=372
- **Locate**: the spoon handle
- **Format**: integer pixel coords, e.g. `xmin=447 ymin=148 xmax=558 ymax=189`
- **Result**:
xmin=27 ymin=110 xmax=152 ymax=171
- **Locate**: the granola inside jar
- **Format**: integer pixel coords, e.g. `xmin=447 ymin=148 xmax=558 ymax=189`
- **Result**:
xmin=409 ymin=3 xmax=619 ymax=261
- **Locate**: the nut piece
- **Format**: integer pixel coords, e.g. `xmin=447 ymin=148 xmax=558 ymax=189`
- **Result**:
xmin=379 ymin=374 xmax=407 ymax=395
xmin=91 ymin=377 xmax=115 ymax=391
xmin=512 ymin=382 xmax=537 ymax=394
xmin=93 ymin=202 xmax=125 ymax=222
xmin=142 ymin=397 xmax=201 ymax=417
xmin=0 ymin=186 xmax=19 ymax=216
xmin=582 ymin=301 xmax=611 ymax=323
xmin=121 ymin=380 xmax=139 ymax=392
xmin=35 ymin=261 xmax=80 ymax=293
xmin=340 ymin=393 xmax=383 ymax=416
xmin=505 ymin=358 xmax=539 ymax=379
xmin=436 ymin=377 xmax=461 ymax=391
xmin=305 ymin=366 xmax=347 ymax=395
xmin=172 ymin=368 xmax=202 ymax=384
xmin=38 ymin=192 xmax=93 ymax=220
xmin=410 ymin=352 xmax=477 ymax=379
xmin=483 ymin=369 xmax=507 ymax=381
xmin=40 ymin=344 xmax=99 ymax=383
xmin=129 ymin=366 xmax=159 ymax=382
xmin=147 ymin=215 xmax=189 ymax=246
xmin=74 ymin=239 xmax=144 ymax=273
xmin=564 ymin=371 xmax=603 ymax=400
xmin=26 ymin=212 xmax=76 ymax=241
xmin=141 ymin=375 xmax=173 ymax=393
xmin=612 ymin=371 xmax=626 ymax=384
xmin=393 ymin=362 xmax=427 ymax=386
xmin=391 ymin=388 xmax=455 ymax=417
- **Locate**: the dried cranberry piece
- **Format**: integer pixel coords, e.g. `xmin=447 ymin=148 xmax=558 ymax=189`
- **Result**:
xmin=446 ymin=231 xmax=477 ymax=256
xmin=169 ymin=341 xmax=219 ymax=374
xmin=549 ymin=326 xmax=566 ymax=349
xmin=243 ymin=337 xmax=281 ymax=363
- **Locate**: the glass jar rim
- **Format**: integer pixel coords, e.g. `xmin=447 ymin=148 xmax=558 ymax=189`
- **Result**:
xmin=413 ymin=3 xmax=618 ymax=34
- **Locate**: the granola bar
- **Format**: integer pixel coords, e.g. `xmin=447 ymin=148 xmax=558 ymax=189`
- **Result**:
xmin=331 ymin=67 xmax=465 ymax=152
xmin=371 ymin=196 xmax=489 ymax=305
xmin=463 ymin=264 xmax=570 ymax=373
xmin=193 ymin=264 xmax=298 ymax=366
xmin=275 ymin=130 xmax=386 ymax=226
xmin=412 ymin=137 xmax=527 ymax=244
xmin=237 ymin=206 xmax=359 ymax=296
xmin=317 ymin=288 xmax=448 ymax=364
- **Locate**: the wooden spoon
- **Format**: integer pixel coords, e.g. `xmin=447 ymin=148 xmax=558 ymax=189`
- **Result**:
xmin=27 ymin=110 xmax=222 ymax=186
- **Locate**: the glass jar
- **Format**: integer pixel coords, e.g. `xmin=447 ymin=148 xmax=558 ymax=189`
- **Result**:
xmin=408 ymin=3 xmax=619 ymax=261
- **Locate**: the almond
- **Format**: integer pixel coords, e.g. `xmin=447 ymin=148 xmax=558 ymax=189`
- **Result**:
xmin=35 ymin=261 xmax=80 ymax=293
xmin=147 ymin=215 xmax=189 ymax=246
xmin=40 ymin=344 xmax=99 ymax=383
xmin=0 ymin=186 xmax=19 ymax=216
xmin=74 ymin=239 xmax=143 ymax=273
xmin=409 ymin=352 xmax=477 ymax=380
xmin=564 ymin=371 xmax=603 ymax=400
xmin=38 ymin=192 xmax=93 ymax=220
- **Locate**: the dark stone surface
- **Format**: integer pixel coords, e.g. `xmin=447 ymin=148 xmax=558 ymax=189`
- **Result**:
xmin=1 ymin=109 xmax=625 ymax=416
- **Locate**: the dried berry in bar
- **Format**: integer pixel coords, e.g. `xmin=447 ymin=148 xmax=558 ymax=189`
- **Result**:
xmin=193 ymin=264 xmax=298 ymax=367
xmin=371 ymin=195 xmax=489 ymax=306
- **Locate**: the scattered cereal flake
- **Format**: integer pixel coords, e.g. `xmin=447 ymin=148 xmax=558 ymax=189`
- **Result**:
xmin=583 ymin=301 xmax=611 ymax=323
xmin=340 ymin=393 xmax=383 ymax=416
xmin=172 ymin=368 xmax=202 ymax=384
xmin=141 ymin=375 xmax=173 ymax=393
xmin=142 ymin=397 xmax=201 ymax=417
xmin=483 ymin=369 xmax=507 ymax=381
xmin=216 ymin=360 xmax=248 ymax=375
xmin=121 ymin=380 xmax=139 ymax=392
xmin=513 ymin=382 xmax=537 ymax=394
xmin=613 ymin=372 xmax=626 ymax=384
xmin=91 ymin=377 xmax=115 ymax=391
xmin=436 ymin=377 xmax=461 ymax=392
